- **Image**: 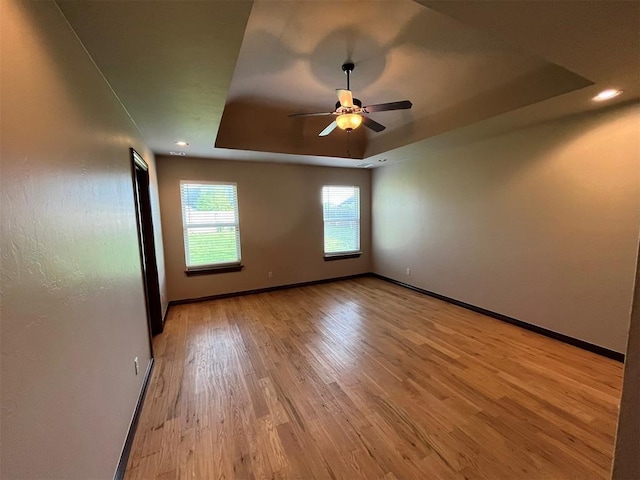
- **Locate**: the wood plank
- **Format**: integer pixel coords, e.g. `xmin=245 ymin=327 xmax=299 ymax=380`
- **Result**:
xmin=124 ymin=277 xmax=623 ymax=479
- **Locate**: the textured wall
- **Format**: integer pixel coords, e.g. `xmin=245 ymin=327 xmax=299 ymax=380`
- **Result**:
xmin=0 ymin=1 xmax=164 ymax=477
xmin=372 ymin=103 xmax=639 ymax=353
xmin=157 ymin=156 xmax=372 ymax=301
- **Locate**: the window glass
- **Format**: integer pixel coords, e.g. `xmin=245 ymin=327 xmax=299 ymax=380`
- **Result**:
xmin=322 ymin=185 xmax=360 ymax=255
xmin=180 ymin=182 xmax=241 ymax=269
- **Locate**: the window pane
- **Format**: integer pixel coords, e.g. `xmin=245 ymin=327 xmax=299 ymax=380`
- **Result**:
xmin=324 ymin=220 xmax=360 ymax=254
xmin=180 ymin=182 xmax=241 ymax=268
xmin=322 ymin=186 xmax=360 ymax=254
xmin=186 ymin=227 xmax=239 ymax=266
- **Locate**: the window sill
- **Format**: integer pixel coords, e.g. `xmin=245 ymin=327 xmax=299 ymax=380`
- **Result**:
xmin=324 ymin=252 xmax=362 ymax=261
xmin=185 ymin=264 xmax=244 ymax=276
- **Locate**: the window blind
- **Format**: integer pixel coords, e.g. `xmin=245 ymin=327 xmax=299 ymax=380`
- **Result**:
xmin=180 ymin=182 xmax=241 ymax=269
xmin=322 ymin=185 xmax=360 ymax=255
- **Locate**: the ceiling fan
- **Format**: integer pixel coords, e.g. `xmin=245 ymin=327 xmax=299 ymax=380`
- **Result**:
xmin=289 ymin=62 xmax=413 ymax=136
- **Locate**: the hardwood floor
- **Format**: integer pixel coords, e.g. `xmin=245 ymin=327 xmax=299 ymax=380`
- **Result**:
xmin=124 ymin=277 xmax=623 ymax=479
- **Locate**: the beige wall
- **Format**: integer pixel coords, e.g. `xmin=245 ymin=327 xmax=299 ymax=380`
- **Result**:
xmin=148 ymin=157 xmax=169 ymax=316
xmin=157 ymin=156 xmax=371 ymax=301
xmin=0 ymin=1 xmax=165 ymax=478
xmin=372 ymin=103 xmax=640 ymax=353
xmin=613 ymin=239 xmax=640 ymax=479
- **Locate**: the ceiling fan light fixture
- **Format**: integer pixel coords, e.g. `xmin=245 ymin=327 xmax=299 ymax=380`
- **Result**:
xmin=336 ymin=113 xmax=362 ymax=131
xmin=289 ymin=63 xmax=411 ymax=137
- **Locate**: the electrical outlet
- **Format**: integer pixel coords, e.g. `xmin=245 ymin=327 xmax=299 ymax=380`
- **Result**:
xmin=134 ymin=357 xmax=139 ymax=375
xmin=406 ymin=267 xmax=411 ymax=276
xmin=268 ymin=271 xmax=273 ymax=279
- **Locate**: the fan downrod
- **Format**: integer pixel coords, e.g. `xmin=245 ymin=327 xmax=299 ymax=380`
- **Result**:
xmin=342 ymin=62 xmax=354 ymax=90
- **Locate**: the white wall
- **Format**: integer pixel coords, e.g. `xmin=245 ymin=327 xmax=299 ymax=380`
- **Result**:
xmin=0 ymin=1 xmax=165 ymax=478
xmin=372 ymin=103 xmax=640 ymax=353
xmin=148 ymin=156 xmax=169 ymax=316
xmin=613 ymin=239 xmax=640 ymax=478
xmin=157 ymin=156 xmax=371 ymax=302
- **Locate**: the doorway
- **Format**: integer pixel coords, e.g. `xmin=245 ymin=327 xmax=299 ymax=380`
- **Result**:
xmin=131 ymin=148 xmax=163 ymax=337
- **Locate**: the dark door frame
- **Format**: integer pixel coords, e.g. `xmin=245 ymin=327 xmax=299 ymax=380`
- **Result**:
xmin=131 ymin=148 xmax=163 ymax=338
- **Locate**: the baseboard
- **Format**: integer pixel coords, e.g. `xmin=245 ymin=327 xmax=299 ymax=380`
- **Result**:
xmin=168 ymin=273 xmax=369 ymax=306
xmin=114 ymin=358 xmax=155 ymax=480
xmin=371 ymin=273 xmax=625 ymax=362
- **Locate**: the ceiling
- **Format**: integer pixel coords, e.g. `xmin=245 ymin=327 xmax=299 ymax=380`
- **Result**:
xmin=57 ymin=0 xmax=639 ymax=168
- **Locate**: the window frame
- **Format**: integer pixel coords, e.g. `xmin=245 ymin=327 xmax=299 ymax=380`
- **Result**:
xmin=179 ymin=180 xmax=243 ymax=275
xmin=322 ymin=185 xmax=362 ymax=260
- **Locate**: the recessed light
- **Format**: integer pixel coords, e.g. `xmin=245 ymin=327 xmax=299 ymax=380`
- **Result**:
xmin=378 ymin=158 xmax=387 ymax=162
xmin=169 ymin=151 xmax=186 ymax=156
xmin=174 ymin=141 xmax=189 ymax=146
xmin=593 ymin=89 xmax=622 ymax=101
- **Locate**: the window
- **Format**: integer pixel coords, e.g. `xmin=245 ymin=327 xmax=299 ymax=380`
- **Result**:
xmin=180 ymin=181 xmax=241 ymax=271
xmin=322 ymin=185 xmax=360 ymax=257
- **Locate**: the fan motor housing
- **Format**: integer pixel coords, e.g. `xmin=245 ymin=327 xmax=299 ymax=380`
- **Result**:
xmin=342 ymin=62 xmax=355 ymax=73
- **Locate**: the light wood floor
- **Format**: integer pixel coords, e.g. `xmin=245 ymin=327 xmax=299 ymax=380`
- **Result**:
xmin=125 ymin=277 xmax=623 ymax=479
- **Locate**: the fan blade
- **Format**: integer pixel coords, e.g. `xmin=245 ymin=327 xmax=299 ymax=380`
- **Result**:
xmin=319 ymin=121 xmax=338 ymax=137
xmin=363 ymin=100 xmax=412 ymax=113
xmin=336 ymin=89 xmax=353 ymax=108
xmin=289 ymin=111 xmax=334 ymax=117
xmin=362 ymin=116 xmax=386 ymax=132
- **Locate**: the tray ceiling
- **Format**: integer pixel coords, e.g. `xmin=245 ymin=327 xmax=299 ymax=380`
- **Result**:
xmin=57 ymin=0 xmax=639 ymax=167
